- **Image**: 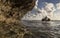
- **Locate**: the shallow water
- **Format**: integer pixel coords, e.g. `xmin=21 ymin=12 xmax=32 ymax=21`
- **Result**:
xmin=22 ymin=20 xmax=60 ymax=38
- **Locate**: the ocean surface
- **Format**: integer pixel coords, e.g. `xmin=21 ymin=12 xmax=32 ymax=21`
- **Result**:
xmin=22 ymin=20 xmax=60 ymax=38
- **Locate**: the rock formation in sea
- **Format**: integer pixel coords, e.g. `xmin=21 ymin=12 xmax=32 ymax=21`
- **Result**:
xmin=42 ymin=16 xmax=51 ymax=21
xmin=0 ymin=0 xmax=35 ymax=38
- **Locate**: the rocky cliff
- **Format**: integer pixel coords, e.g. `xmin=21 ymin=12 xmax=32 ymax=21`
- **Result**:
xmin=0 ymin=0 xmax=35 ymax=38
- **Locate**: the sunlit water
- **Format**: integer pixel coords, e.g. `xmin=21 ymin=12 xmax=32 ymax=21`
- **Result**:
xmin=22 ymin=20 xmax=60 ymax=27
xmin=22 ymin=20 xmax=60 ymax=38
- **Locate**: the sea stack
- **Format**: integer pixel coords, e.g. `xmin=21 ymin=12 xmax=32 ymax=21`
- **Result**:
xmin=42 ymin=16 xmax=51 ymax=21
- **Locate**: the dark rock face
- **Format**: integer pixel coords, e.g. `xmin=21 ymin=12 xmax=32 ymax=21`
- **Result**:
xmin=0 ymin=0 xmax=35 ymax=38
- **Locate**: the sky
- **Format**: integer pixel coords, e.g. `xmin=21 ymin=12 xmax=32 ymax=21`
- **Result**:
xmin=37 ymin=0 xmax=60 ymax=14
xmin=22 ymin=0 xmax=60 ymax=20
xmin=38 ymin=0 xmax=60 ymax=8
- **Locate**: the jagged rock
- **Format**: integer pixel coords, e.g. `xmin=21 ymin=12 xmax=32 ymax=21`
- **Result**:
xmin=0 ymin=0 xmax=35 ymax=38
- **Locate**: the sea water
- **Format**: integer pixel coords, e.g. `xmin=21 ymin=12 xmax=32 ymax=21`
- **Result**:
xmin=22 ymin=20 xmax=60 ymax=38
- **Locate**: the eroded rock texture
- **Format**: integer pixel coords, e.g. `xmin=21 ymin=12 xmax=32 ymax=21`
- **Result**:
xmin=0 ymin=0 xmax=35 ymax=38
xmin=0 ymin=0 xmax=35 ymax=23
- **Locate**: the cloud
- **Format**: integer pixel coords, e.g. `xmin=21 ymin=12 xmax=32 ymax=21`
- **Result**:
xmin=22 ymin=1 xmax=60 ymax=20
xmin=44 ymin=3 xmax=55 ymax=12
xmin=22 ymin=2 xmax=56 ymax=20
xmin=34 ymin=0 xmax=38 ymax=9
xmin=56 ymin=3 xmax=60 ymax=9
xmin=42 ymin=2 xmax=56 ymax=19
